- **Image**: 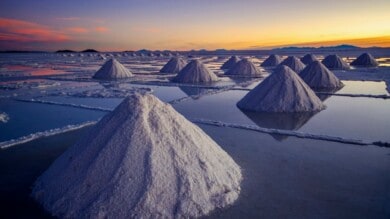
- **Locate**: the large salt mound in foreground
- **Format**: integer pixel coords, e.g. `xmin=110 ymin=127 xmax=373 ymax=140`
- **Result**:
xmin=225 ymin=58 xmax=262 ymax=77
xmin=279 ymin=56 xmax=306 ymax=73
xmin=221 ymin=56 xmax=240 ymax=69
xmin=92 ymin=58 xmax=133 ymax=79
xmin=237 ymin=65 xmax=325 ymax=112
xmin=300 ymin=54 xmax=318 ymax=65
xmin=351 ymin=53 xmax=378 ymax=67
xmin=172 ymin=59 xmax=218 ymax=83
xmin=322 ymin=54 xmax=350 ymax=70
xmin=31 ymin=93 xmax=242 ymax=218
xmin=299 ymin=61 xmax=343 ymax=89
xmin=159 ymin=57 xmax=187 ymax=73
xmin=260 ymin=54 xmax=282 ymax=67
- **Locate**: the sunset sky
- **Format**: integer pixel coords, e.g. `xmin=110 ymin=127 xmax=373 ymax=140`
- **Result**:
xmin=0 ymin=0 xmax=389 ymax=51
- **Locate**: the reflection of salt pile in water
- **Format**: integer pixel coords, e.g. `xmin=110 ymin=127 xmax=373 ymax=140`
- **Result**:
xmin=225 ymin=58 xmax=262 ymax=77
xmin=300 ymin=54 xmax=318 ymax=65
xmin=237 ymin=65 xmax=325 ymax=112
xmin=279 ymin=56 xmax=306 ymax=73
xmin=260 ymin=54 xmax=282 ymax=67
xmin=241 ymin=110 xmax=316 ymax=141
xmin=32 ymin=93 xmax=242 ymax=218
xmin=351 ymin=53 xmax=378 ymax=67
xmin=299 ymin=61 xmax=343 ymax=89
xmin=221 ymin=56 xmax=240 ymax=69
xmin=179 ymin=86 xmax=208 ymax=98
xmin=159 ymin=57 xmax=187 ymax=73
xmin=92 ymin=59 xmax=133 ymax=79
xmin=172 ymin=59 xmax=218 ymax=83
xmin=322 ymin=54 xmax=350 ymax=70
xmin=0 ymin=112 xmax=9 ymax=123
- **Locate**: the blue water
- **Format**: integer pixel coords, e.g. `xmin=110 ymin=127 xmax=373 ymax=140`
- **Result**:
xmin=0 ymin=99 xmax=105 ymax=142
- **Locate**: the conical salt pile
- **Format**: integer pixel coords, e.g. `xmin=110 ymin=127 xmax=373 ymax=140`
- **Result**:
xmin=237 ymin=65 xmax=325 ymax=112
xmin=160 ymin=57 xmax=187 ymax=73
xmin=31 ymin=93 xmax=242 ymax=218
xmin=300 ymin=54 xmax=318 ymax=65
xmin=351 ymin=53 xmax=378 ymax=67
xmin=260 ymin=54 xmax=282 ymax=67
xmin=172 ymin=59 xmax=218 ymax=83
xmin=321 ymin=54 xmax=350 ymax=70
xmin=221 ymin=56 xmax=240 ymax=69
xmin=92 ymin=59 xmax=133 ymax=79
xmin=299 ymin=61 xmax=343 ymax=89
xmin=279 ymin=56 xmax=306 ymax=73
xmin=225 ymin=58 xmax=262 ymax=76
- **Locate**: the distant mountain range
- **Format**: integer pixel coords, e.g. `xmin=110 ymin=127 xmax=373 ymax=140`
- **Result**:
xmin=272 ymin=44 xmax=362 ymax=50
xmin=56 ymin=49 xmax=99 ymax=53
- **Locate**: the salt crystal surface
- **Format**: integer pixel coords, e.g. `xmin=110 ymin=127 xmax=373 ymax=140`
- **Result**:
xmin=279 ymin=56 xmax=306 ymax=73
xmin=260 ymin=54 xmax=282 ymax=67
xmin=31 ymin=93 xmax=242 ymax=218
xmin=225 ymin=58 xmax=263 ymax=77
xmin=221 ymin=56 xmax=240 ymax=69
xmin=237 ymin=65 xmax=325 ymax=112
xmin=322 ymin=54 xmax=350 ymax=70
xmin=300 ymin=54 xmax=318 ymax=65
xmin=160 ymin=57 xmax=187 ymax=73
xmin=299 ymin=61 xmax=343 ymax=89
xmin=172 ymin=60 xmax=218 ymax=83
xmin=93 ymin=59 xmax=133 ymax=79
xmin=351 ymin=53 xmax=378 ymax=67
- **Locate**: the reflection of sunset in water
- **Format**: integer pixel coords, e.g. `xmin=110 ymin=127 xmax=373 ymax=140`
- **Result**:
xmin=2 ymin=65 xmax=64 ymax=76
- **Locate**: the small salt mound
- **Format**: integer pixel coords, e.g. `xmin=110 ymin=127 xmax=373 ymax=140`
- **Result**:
xmin=300 ymin=54 xmax=318 ymax=65
xmin=299 ymin=61 xmax=343 ymax=89
xmin=172 ymin=59 xmax=218 ymax=83
xmin=159 ymin=57 xmax=187 ymax=73
xmin=237 ymin=65 xmax=325 ymax=112
xmin=351 ymin=53 xmax=378 ymax=67
xmin=279 ymin=56 xmax=306 ymax=73
xmin=260 ymin=54 xmax=282 ymax=67
xmin=92 ymin=59 xmax=133 ymax=79
xmin=322 ymin=54 xmax=350 ymax=70
xmin=225 ymin=58 xmax=263 ymax=77
xmin=0 ymin=112 xmax=9 ymax=123
xmin=221 ymin=56 xmax=240 ymax=69
xmin=31 ymin=93 xmax=242 ymax=218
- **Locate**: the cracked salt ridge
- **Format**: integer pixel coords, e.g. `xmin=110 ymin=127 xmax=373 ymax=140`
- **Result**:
xmin=315 ymin=92 xmax=390 ymax=99
xmin=0 ymin=121 xmax=97 ymax=150
xmin=192 ymin=119 xmax=390 ymax=148
xmin=14 ymin=99 xmax=113 ymax=112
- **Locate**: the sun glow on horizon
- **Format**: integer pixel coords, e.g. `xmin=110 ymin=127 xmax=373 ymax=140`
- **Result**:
xmin=0 ymin=0 xmax=389 ymax=51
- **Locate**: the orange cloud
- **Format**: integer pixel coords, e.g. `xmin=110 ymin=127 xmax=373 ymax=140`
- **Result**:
xmin=0 ymin=18 xmax=70 ymax=42
xmin=95 ymin=26 xmax=109 ymax=33
xmin=67 ymin=27 xmax=89 ymax=33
